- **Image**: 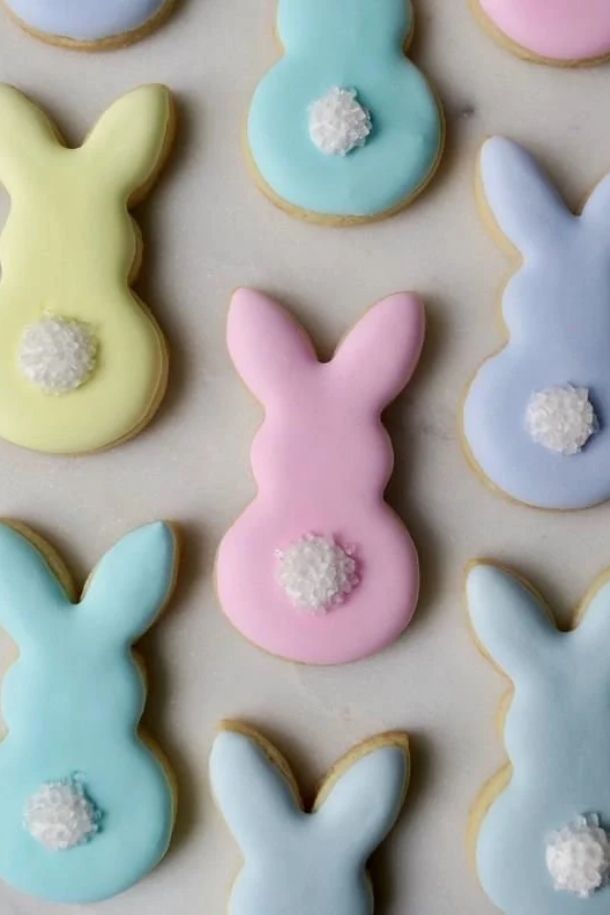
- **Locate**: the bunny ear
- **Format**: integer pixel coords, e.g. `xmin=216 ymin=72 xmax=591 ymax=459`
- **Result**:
xmin=573 ymin=577 xmax=610 ymax=647
xmin=227 ymin=289 xmax=318 ymax=405
xmin=0 ymin=523 xmax=69 ymax=643
xmin=331 ymin=294 xmax=425 ymax=410
xmin=210 ymin=727 xmax=302 ymax=855
xmin=466 ymin=563 xmax=557 ymax=678
xmin=480 ymin=137 xmax=572 ymax=253
xmin=81 ymin=522 xmax=176 ymax=642
xmin=81 ymin=85 xmax=173 ymax=196
xmin=0 ymin=85 xmax=61 ymax=190
xmin=582 ymin=173 xmax=610 ymax=231
xmin=315 ymin=735 xmax=409 ymax=861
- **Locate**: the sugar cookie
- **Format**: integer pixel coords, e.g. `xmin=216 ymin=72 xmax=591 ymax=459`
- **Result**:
xmin=462 ymin=137 xmax=610 ymax=510
xmin=216 ymin=288 xmax=424 ymax=665
xmin=467 ymin=560 xmax=610 ymax=912
xmin=0 ymin=84 xmax=174 ymax=455
xmin=246 ymin=0 xmax=444 ymax=224
xmin=472 ymin=0 xmax=610 ymax=66
xmin=2 ymin=0 xmax=175 ymax=50
xmin=210 ymin=722 xmax=410 ymax=915
xmin=0 ymin=520 xmax=178 ymax=903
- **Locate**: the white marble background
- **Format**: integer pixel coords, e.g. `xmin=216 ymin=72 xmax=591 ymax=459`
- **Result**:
xmin=0 ymin=0 xmax=608 ymax=912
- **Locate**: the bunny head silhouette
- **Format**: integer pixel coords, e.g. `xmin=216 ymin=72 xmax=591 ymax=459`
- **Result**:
xmin=4 ymin=0 xmax=174 ymax=47
xmin=247 ymin=0 xmax=443 ymax=221
xmin=0 ymin=521 xmax=177 ymax=903
xmin=277 ymin=0 xmax=412 ymax=54
xmin=210 ymin=725 xmax=410 ymax=915
xmin=467 ymin=562 xmax=610 ymax=912
xmin=216 ymin=288 xmax=424 ymax=665
xmin=463 ymin=137 xmax=610 ymax=510
xmin=476 ymin=0 xmax=610 ymax=64
xmin=0 ymin=84 xmax=174 ymax=455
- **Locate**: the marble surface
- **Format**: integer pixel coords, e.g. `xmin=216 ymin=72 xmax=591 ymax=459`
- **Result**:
xmin=0 ymin=0 xmax=608 ymax=912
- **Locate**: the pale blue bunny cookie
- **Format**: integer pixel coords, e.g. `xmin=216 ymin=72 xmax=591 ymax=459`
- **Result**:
xmin=467 ymin=562 xmax=610 ymax=913
xmin=2 ymin=0 xmax=175 ymax=48
xmin=463 ymin=137 xmax=610 ymax=509
xmin=0 ymin=521 xmax=177 ymax=903
xmin=210 ymin=723 xmax=410 ymax=915
xmin=247 ymin=0 xmax=444 ymax=224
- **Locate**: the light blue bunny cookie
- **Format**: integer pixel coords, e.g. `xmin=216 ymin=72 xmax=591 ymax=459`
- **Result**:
xmin=3 ymin=0 xmax=174 ymax=48
xmin=467 ymin=562 xmax=610 ymax=913
xmin=464 ymin=137 xmax=610 ymax=509
xmin=247 ymin=0 xmax=444 ymax=223
xmin=210 ymin=723 xmax=410 ymax=915
xmin=0 ymin=521 xmax=177 ymax=903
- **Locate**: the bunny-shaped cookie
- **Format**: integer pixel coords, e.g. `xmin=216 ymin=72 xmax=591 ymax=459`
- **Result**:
xmin=3 ymin=0 xmax=175 ymax=49
xmin=474 ymin=0 xmax=610 ymax=65
xmin=247 ymin=0 xmax=444 ymax=224
xmin=0 ymin=84 xmax=174 ymax=455
xmin=0 ymin=521 xmax=177 ymax=903
xmin=210 ymin=723 xmax=410 ymax=915
xmin=467 ymin=562 xmax=610 ymax=912
xmin=216 ymin=288 xmax=424 ymax=665
xmin=463 ymin=137 xmax=610 ymax=510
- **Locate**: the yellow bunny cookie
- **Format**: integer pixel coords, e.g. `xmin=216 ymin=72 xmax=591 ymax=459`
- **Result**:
xmin=0 ymin=84 xmax=174 ymax=454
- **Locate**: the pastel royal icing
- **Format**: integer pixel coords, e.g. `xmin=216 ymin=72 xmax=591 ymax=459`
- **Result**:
xmin=4 ymin=0 xmax=171 ymax=44
xmin=467 ymin=562 xmax=610 ymax=913
xmin=210 ymin=725 xmax=409 ymax=915
xmin=247 ymin=0 xmax=443 ymax=219
xmin=477 ymin=0 xmax=610 ymax=63
xmin=0 ymin=84 xmax=173 ymax=454
xmin=0 ymin=521 xmax=177 ymax=903
xmin=216 ymin=288 xmax=424 ymax=665
xmin=463 ymin=137 xmax=610 ymax=509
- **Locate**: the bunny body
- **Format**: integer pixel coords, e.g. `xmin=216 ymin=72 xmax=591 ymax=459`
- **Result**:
xmin=476 ymin=0 xmax=610 ymax=63
xmin=210 ymin=725 xmax=409 ymax=915
xmin=463 ymin=137 xmax=610 ymax=509
xmin=247 ymin=0 xmax=443 ymax=221
xmin=0 ymin=522 xmax=176 ymax=903
xmin=4 ymin=0 xmax=172 ymax=45
xmin=216 ymin=289 xmax=424 ymax=665
xmin=468 ymin=563 xmax=610 ymax=913
xmin=0 ymin=85 xmax=173 ymax=454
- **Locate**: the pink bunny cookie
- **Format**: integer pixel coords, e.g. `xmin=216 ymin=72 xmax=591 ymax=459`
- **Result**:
xmin=216 ymin=288 xmax=424 ymax=665
xmin=474 ymin=0 xmax=610 ymax=65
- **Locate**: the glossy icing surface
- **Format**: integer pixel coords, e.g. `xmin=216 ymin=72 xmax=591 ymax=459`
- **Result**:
xmin=0 ymin=84 xmax=173 ymax=454
xmin=0 ymin=522 xmax=176 ymax=903
xmin=210 ymin=726 xmax=409 ymax=915
xmin=4 ymin=0 xmax=169 ymax=42
xmin=463 ymin=137 xmax=610 ymax=509
xmin=216 ymin=288 xmax=424 ymax=665
xmin=467 ymin=563 xmax=610 ymax=914
xmin=248 ymin=0 xmax=443 ymax=218
xmin=478 ymin=0 xmax=610 ymax=62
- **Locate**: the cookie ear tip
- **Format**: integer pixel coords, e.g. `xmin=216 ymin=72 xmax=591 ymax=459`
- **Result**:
xmin=138 ymin=519 xmax=169 ymax=536
xmin=130 ymin=83 xmax=170 ymax=100
xmin=481 ymin=135 xmax=521 ymax=166
xmin=125 ymin=521 xmax=175 ymax=556
xmin=384 ymin=290 xmax=422 ymax=308
xmin=466 ymin=561 xmax=499 ymax=591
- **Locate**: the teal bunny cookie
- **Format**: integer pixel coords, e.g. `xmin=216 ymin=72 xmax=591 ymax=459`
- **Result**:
xmin=0 ymin=521 xmax=177 ymax=903
xmin=247 ymin=0 xmax=444 ymax=224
